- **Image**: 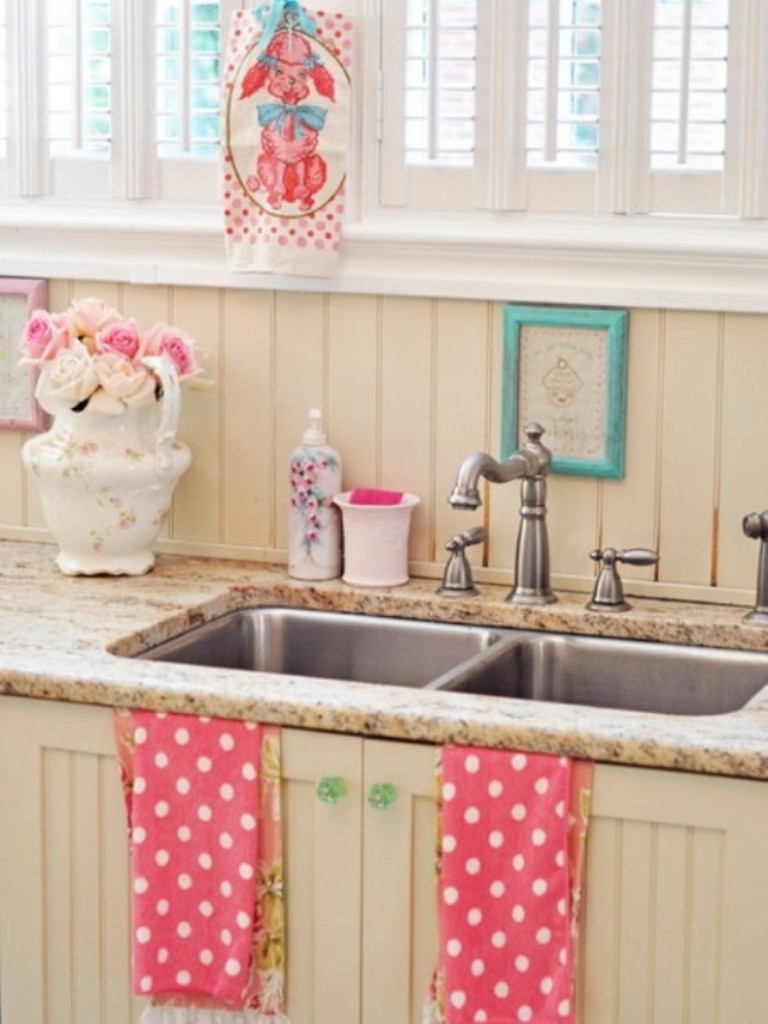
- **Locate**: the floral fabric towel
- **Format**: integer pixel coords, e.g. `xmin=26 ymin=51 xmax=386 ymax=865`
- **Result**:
xmin=114 ymin=710 xmax=288 ymax=1024
xmin=222 ymin=1 xmax=353 ymax=277
xmin=425 ymin=747 xmax=593 ymax=1024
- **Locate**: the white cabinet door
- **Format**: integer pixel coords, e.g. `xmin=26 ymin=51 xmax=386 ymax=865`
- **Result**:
xmin=281 ymin=729 xmax=438 ymax=1024
xmin=281 ymin=727 xmax=364 ymax=1024
xmin=580 ymin=764 xmax=768 ymax=1024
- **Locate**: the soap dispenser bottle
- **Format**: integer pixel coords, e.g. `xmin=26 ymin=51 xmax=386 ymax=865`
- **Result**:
xmin=288 ymin=408 xmax=343 ymax=580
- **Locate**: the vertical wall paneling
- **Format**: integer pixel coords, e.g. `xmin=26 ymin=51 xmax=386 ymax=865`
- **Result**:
xmin=717 ymin=313 xmax=768 ymax=589
xmin=433 ymin=299 xmax=491 ymax=565
xmin=546 ymin=475 xmax=602 ymax=583
xmin=221 ymin=288 xmax=276 ymax=548
xmin=119 ymin=283 xmax=170 ymax=329
xmin=274 ymin=292 xmax=327 ymax=553
xmin=600 ymin=309 xmax=663 ymax=580
xmin=1 ymin=282 xmax=764 ymax=602
xmin=379 ymin=297 xmax=435 ymax=561
xmin=22 ymin=279 xmax=75 ymax=529
xmin=169 ymin=287 xmax=222 ymax=543
xmin=326 ymin=294 xmax=380 ymax=491
xmin=657 ymin=311 xmax=720 ymax=585
xmin=487 ymin=305 xmax=517 ymax=571
xmin=0 ymin=434 xmax=25 ymax=524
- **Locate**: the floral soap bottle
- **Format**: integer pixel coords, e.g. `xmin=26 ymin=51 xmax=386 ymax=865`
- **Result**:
xmin=288 ymin=408 xmax=342 ymax=580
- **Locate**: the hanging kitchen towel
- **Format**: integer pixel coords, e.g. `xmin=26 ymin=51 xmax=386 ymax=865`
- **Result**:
xmin=424 ymin=747 xmax=593 ymax=1024
xmin=114 ymin=710 xmax=288 ymax=1023
xmin=222 ymin=1 xmax=353 ymax=276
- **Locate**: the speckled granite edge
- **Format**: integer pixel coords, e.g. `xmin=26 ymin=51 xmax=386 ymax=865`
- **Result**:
xmin=1 ymin=542 xmax=766 ymax=780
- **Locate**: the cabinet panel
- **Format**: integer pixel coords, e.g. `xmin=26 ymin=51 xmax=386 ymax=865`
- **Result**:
xmin=281 ymin=728 xmax=364 ymax=1024
xmin=0 ymin=698 xmax=139 ymax=1024
xmin=361 ymin=739 xmax=438 ymax=1024
xmin=581 ymin=764 xmax=768 ymax=1024
xmin=2 ymin=699 xmax=766 ymax=1024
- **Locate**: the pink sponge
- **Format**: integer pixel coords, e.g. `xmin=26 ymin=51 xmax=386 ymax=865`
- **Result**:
xmin=348 ymin=487 xmax=404 ymax=506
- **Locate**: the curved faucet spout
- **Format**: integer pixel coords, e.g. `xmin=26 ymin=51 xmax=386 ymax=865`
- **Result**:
xmin=448 ymin=451 xmax=532 ymax=509
xmin=446 ymin=422 xmax=556 ymax=605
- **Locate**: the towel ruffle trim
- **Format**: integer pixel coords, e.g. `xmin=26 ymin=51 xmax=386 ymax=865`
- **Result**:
xmin=421 ymin=998 xmax=441 ymax=1024
xmin=141 ymin=1007 xmax=291 ymax=1024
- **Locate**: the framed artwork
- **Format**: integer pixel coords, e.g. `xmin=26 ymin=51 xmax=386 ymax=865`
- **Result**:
xmin=502 ymin=305 xmax=628 ymax=478
xmin=0 ymin=278 xmax=47 ymax=431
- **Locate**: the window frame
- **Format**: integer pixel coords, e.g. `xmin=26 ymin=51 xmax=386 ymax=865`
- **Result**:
xmin=0 ymin=0 xmax=765 ymax=315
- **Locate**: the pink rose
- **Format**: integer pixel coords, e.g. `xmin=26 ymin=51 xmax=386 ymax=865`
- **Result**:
xmin=20 ymin=310 xmax=70 ymax=362
xmin=67 ymin=297 xmax=122 ymax=341
xmin=144 ymin=323 xmax=200 ymax=379
xmin=95 ymin=319 xmax=143 ymax=362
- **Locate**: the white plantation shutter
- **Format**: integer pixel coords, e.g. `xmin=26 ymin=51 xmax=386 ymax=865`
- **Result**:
xmin=377 ymin=0 xmax=768 ymax=219
xmin=44 ymin=0 xmax=113 ymax=198
xmin=0 ymin=1 xmax=8 ymax=162
xmin=379 ymin=0 xmax=476 ymax=210
xmin=621 ymin=0 xmax=768 ymax=215
xmin=0 ymin=0 xmax=227 ymax=203
xmin=0 ymin=0 xmax=9 ymax=196
xmin=153 ymin=0 xmax=223 ymax=201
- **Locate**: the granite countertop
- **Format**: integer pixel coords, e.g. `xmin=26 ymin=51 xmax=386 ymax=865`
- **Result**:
xmin=1 ymin=541 xmax=767 ymax=780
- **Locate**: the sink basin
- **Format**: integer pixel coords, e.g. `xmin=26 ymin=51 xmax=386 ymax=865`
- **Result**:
xmin=138 ymin=607 xmax=508 ymax=688
xmin=428 ymin=631 xmax=768 ymax=716
xmin=136 ymin=607 xmax=768 ymax=716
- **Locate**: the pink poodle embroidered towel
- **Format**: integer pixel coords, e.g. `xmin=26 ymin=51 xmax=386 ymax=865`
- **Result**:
xmin=426 ymin=747 xmax=593 ymax=1024
xmin=222 ymin=2 xmax=353 ymax=276
xmin=114 ymin=710 xmax=287 ymax=1020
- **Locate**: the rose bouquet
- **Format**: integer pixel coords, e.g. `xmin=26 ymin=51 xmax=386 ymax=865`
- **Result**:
xmin=20 ymin=297 xmax=200 ymax=417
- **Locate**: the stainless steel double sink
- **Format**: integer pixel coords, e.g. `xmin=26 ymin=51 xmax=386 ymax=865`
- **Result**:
xmin=137 ymin=606 xmax=768 ymax=717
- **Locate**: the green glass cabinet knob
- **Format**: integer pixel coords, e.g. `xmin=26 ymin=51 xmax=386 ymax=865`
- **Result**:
xmin=316 ymin=776 xmax=346 ymax=805
xmin=367 ymin=781 xmax=397 ymax=810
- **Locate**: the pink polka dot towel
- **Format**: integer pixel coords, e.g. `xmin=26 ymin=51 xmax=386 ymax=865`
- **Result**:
xmin=114 ymin=710 xmax=288 ymax=1024
xmin=425 ymin=747 xmax=593 ymax=1024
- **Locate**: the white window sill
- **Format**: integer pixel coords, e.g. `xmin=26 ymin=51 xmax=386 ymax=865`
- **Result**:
xmin=0 ymin=201 xmax=767 ymax=313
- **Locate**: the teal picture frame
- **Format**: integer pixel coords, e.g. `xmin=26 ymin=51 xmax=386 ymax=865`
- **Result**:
xmin=502 ymin=305 xmax=628 ymax=478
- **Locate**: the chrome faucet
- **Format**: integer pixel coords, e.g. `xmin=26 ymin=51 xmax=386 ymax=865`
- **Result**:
xmin=448 ymin=422 xmax=556 ymax=605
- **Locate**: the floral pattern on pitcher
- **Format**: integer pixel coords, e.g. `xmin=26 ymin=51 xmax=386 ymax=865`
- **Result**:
xmin=89 ymin=487 xmax=140 ymax=553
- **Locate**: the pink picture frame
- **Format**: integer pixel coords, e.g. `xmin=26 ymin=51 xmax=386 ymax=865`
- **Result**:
xmin=0 ymin=278 xmax=47 ymax=430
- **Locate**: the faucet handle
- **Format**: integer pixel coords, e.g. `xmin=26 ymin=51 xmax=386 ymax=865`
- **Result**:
xmin=587 ymin=546 xmax=658 ymax=612
xmin=590 ymin=547 xmax=659 ymax=569
xmin=445 ymin=525 xmax=486 ymax=552
xmin=437 ymin=526 xmax=486 ymax=597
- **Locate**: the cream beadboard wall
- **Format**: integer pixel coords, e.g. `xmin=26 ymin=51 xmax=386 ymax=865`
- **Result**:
xmin=2 ymin=278 xmax=765 ymax=607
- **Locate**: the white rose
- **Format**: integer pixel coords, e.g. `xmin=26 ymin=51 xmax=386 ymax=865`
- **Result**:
xmin=93 ymin=353 xmax=157 ymax=412
xmin=34 ymin=342 xmax=98 ymax=415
